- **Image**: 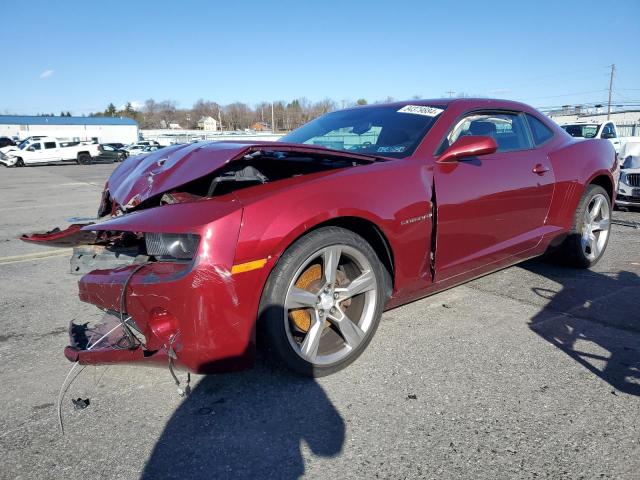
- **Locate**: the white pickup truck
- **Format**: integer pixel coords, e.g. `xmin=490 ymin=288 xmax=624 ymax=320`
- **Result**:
xmin=561 ymin=121 xmax=622 ymax=150
xmin=0 ymin=136 xmax=100 ymax=167
xmin=560 ymin=121 xmax=640 ymax=163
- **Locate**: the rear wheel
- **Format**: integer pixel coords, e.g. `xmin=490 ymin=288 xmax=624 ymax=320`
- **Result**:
xmin=77 ymin=153 xmax=92 ymax=165
xmin=259 ymin=227 xmax=387 ymax=377
xmin=558 ymin=184 xmax=611 ymax=268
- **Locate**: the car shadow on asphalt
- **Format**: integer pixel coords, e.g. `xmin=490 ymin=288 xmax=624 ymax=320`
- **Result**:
xmin=141 ymin=358 xmax=344 ymax=479
xmin=523 ymin=260 xmax=640 ymax=396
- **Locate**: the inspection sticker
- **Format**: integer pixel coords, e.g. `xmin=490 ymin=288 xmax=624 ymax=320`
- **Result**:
xmin=397 ymin=105 xmax=444 ymax=117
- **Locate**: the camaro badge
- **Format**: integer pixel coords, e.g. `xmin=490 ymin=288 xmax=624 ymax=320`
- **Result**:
xmin=400 ymin=213 xmax=431 ymax=225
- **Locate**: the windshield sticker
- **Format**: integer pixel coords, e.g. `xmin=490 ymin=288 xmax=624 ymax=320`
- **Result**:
xmin=397 ymin=105 xmax=444 ymax=117
xmin=377 ymin=146 xmax=407 ymax=153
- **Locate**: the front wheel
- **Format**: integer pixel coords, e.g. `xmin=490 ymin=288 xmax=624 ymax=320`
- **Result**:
xmin=558 ymin=184 xmax=611 ymax=268
xmin=259 ymin=227 xmax=387 ymax=377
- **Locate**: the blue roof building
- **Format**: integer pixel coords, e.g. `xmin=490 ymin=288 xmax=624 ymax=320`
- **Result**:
xmin=0 ymin=115 xmax=137 ymax=126
xmin=0 ymin=115 xmax=139 ymax=144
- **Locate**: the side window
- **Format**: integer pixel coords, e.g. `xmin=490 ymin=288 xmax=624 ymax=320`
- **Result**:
xmin=31 ymin=143 xmax=42 ymax=150
xmin=603 ymin=123 xmax=617 ymax=138
xmin=445 ymin=112 xmax=533 ymax=153
xmin=525 ymin=114 xmax=554 ymax=146
xmin=44 ymin=142 xmax=57 ymax=149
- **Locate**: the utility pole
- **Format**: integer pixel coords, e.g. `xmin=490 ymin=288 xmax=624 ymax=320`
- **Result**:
xmin=607 ymin=64 xmax=615 ymax=120
xmin=445 ymin=90 xmax=455 ymax=98
xmin=271 ymin=102 xmax=275 ymax=134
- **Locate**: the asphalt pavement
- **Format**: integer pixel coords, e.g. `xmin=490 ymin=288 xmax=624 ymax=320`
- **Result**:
xmin=0 ymin=162 xmax=638 ymax=479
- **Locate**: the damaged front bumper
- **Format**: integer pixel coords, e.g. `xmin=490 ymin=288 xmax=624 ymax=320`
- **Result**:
xmin=64 ymin=311 xmax=169 ymax=367
xmin=24 ymin=200 xmax=270 ymax=374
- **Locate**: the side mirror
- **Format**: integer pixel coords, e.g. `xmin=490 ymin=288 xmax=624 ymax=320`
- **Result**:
xmin=601 ymin=132 xmax=615 ymax=139
xmin=27 ymin=146 xmax=35 ymax=151
xmin=437 ymin=135 xmax=498 ymax=163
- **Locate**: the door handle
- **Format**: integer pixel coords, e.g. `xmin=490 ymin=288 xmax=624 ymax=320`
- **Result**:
xmin=532 ymin=164 xmax=550 ymax=175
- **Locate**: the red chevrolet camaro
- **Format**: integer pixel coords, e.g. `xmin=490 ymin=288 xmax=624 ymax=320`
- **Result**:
xmin=24 ymin=99 xmax=618 ymax=377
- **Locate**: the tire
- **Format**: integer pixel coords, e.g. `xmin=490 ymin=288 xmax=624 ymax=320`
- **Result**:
xmin=258 ymin=226 xmax=388 ymax=377
xmin=557 ymin=184 xmax=612 ymax=268
xmin=77 ymin=153 xmax=91 ymax=165
xmin=15 ymin=157 xmax=24 ymax=167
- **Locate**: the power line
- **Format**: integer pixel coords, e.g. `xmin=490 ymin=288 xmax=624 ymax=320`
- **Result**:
xmin=527 ymin=89 xmax=608 ymax=101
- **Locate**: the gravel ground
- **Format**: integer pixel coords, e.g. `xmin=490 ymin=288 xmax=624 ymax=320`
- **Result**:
xmin=0 ymin=162 xmax=638 ymax=480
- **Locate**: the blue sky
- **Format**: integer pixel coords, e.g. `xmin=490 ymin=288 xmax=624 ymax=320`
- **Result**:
xmin=1 ymin=0 xmax=638 ymax=115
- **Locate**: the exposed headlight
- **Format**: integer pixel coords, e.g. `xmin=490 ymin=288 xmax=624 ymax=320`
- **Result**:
xmin=145 ymin=233 xmax=200 ymax=260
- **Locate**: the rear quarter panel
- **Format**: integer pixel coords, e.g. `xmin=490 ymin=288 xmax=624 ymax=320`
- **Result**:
xmin=546 ymin=137 xmax=617 ymax=230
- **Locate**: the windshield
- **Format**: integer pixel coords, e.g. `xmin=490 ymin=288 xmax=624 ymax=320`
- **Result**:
xmin=18 ymin=139 xmax=31 ymax=150
xmin=280 ymin=104 xmax=446 ymax=158
xmin=562 ymin=124 xmax=600 ymax=138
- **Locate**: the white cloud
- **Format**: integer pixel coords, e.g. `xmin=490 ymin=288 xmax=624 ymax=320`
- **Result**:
xmin=40 ymin=69 xmax=54 ymax=79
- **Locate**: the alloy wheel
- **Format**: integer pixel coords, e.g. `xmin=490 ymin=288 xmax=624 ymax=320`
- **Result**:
xmin=284 ymin=244 xmax=378 ymax=365
xmin=581 ymin=193 xmax=610 ymax=261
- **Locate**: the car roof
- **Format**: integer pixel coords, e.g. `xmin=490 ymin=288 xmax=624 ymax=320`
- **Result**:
xmin=342 ymin=97 xmax=540 ymax=113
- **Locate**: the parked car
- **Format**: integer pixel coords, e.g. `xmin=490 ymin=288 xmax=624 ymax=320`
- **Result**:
xmin=616 ymin=155 xmax=640 ymax=208
xmin=123 ymin=145 xmax=147 ymax=156
xmin=95 ymin=144 xmax=127 ymax=163
xmin=22 ymin=99 xmax=617 ymax=377
xmin=141 ymin=145 xmax=163 ymax=153
xmin=105 ymin=143 xmax=126 ymax=150
xmin=0 ymin=136 xmax=100 ymax=166
xmin=0 ymin=136 xmax=15 ymax=148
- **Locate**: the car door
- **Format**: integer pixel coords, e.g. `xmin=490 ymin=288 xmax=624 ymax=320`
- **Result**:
xmin=98 ymin=144 xmax=115 ymax=162
xmin=25 ymin=142 xmax=47 ymax=164
xmin=601 ymin=122 xmax=621 ymax=154
xmin=433 ymin=110 xmax=555 ymax=281
xmin=43 ymin=141 xmax=61 ymax=161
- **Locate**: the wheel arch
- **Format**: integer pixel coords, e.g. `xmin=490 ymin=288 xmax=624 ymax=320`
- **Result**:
xmin=305 ymin=216 xmax=395 ymax=291
xmin=258 ymin=215 xmax=396 ymax=302
xmin=587 ymin=173 xmax=614 ymax=201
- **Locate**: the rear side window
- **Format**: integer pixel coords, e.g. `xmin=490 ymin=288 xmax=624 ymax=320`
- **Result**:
xmin=526 ymin=114 xmax=554 ymax=145
xmin=44 ymin=142 xmax=56 ymax=149
xmin=444 ymin=112 xmax=533 ymax=153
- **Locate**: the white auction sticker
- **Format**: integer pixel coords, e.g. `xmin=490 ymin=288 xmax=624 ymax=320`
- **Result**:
xmin=397 ymin=105 xmax=444 ymax=117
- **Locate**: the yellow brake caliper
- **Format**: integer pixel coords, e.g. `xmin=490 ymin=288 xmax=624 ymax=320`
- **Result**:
xmin=289 ymin=264 xmax=322 ymax=333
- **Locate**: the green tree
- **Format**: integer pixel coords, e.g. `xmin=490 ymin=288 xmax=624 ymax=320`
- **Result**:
xmin=356 ymin=98 xmax=368 ymax=105
xmin=124 ymin=102 xmax=135 ymax=116
xmin=104 ymin=103 xmax=117 ymax=117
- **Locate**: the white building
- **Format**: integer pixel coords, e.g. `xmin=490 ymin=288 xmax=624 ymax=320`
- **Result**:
xmin=197 ymin=116 xmax=219 ymax=131
xmin=0 ymin=115 xmax=139 ymax=144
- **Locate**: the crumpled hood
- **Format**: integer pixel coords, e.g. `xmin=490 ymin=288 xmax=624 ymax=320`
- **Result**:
xmin=107 ymin=141 xmax=377 ymax=209
xmin=108 ymin=142 xmax=254 ymax=208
